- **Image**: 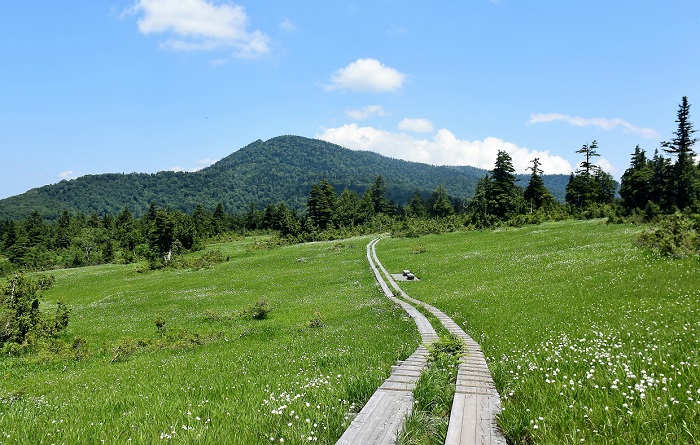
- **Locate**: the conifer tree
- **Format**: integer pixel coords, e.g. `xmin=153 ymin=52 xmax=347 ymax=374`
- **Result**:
xmin=566 ymin=141 xmax=616 ymax=208
xmin=524 ymin=158 xmax=554 ymax=211
xmin=404 ymin=191 xmax=427 ymax=218
xmin=488 ymin=150 xmax=523 ymax=218
xmin=334 ymin=188 xmax=361 ymax=227
xmin=306 ymin=179 xmax=336 ymax=230
xmin=430 ymin=185 xmax=454 ymax=217
xmin=662 ymin=96 xmax=698 ymax=210
xmin=368 ymin=175 xmax=392 ymax=214
xmin=620 ymin=146 xmax=653 ymax=212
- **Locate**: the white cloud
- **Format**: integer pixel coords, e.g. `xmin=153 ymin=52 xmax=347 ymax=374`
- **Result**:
xmin=58 ymin=170 xmax=79 ymax=180
xmin=398 ymin=118 xmax=434 ymax=133
xmin=346 ymin=105 xmax=387 ymax=121
xmin=529 ymin=113 xmax=659 ymax=139
xmin=326 ymin=58 xmax=406 ymax=93
xmin=129 ymin=0 xmax=270 ymax=58
xmin=169 ymin=158 xmax=217 ymax=173
xmin=596 ymin=158 xmax=614 ymax=174
xmin=317 ymin=124 xmax=572 ymax=174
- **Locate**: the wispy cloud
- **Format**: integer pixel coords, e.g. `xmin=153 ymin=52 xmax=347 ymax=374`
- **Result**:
xmin=325 ymin=58 xmax=406 ymax=93
xmin=346 ymin=105 xmax=387 ymax=121
xmin=279 ymin=17 xmax=298 ymax=32
xmin=529 ymin=113 xmax=659 ymax=139
xmin=127 ymin=0 xmax=270 ymax=58
xmin=317 ymin=124 xmax=572 ymax=174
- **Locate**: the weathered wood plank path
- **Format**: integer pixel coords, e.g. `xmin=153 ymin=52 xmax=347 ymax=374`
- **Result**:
xmin=336 ymin=238 xmax=438 ymax=445
xmin=337 ymin=237 xmax=505 ymax=445
xmin=370 ymin=240 xmax=505 ymax=444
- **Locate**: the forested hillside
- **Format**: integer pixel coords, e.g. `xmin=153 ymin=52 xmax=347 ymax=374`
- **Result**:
xmin=0 ymin=135 xmax=567 ymax=220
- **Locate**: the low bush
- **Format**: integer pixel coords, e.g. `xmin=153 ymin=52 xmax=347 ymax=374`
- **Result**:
xmin=245 ymin=299 xmax=271 ymax=320
xmin=635 ymin=212 xmax=700 ymax=257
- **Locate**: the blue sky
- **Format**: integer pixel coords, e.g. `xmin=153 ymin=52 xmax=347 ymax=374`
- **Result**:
xmin=1 ymin=0 xmax=699 ymax=200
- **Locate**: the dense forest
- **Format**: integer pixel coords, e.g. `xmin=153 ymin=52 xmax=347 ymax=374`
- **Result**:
xmin=1 ymin=97 xmax=699 ymax=278
xmin=0 ymin=135 xmax=568 ymax=221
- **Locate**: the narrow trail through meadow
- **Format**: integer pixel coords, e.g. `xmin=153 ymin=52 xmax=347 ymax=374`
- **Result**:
xmin=336 ymin=237 xmax=505 ymax=445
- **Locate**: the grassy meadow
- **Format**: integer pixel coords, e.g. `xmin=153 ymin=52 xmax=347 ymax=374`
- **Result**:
xmin=377 ymin=219 xmax=700 ymax=444
xmin=0 ymin=238 xmax=419 ymax=444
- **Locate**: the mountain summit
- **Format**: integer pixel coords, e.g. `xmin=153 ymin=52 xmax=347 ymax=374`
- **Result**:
xmin=0 ymin=135 xmax=565 ymax=220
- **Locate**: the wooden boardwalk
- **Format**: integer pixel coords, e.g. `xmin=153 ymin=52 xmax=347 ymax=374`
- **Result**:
xmin=337 ymin=238 xmax=505 ymax=445
xmin=336 ymin=239 xmax=438 ymax=445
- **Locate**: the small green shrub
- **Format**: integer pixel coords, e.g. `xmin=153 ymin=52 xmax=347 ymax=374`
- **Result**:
xmin=245 ymin=299 xmax=271 ymax=320
xmin=635 ymin=212 xmax=700 ymax=257
xmin=110 ymin=336 xmax=147 ymax=363
xmin=0 ymin=273 xmax=67 ymax=348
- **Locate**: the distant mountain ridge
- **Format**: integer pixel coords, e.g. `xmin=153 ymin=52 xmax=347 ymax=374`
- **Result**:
xmin=0 ymin=135 xmax=568 ymax=220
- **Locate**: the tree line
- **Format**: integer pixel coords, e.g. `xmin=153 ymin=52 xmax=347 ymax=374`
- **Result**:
xmin=1 ymin=96 xmax=697 ymax=275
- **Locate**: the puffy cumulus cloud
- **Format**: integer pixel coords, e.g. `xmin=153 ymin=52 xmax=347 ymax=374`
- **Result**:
xmin=129 ymin=0 xmax=269 ymax=58
xmin=398 ymin=117 xmax=434 ymax=133
xmin=529 ymin=113 xmax=659 ymax=139
xmin=346 ymin=105 xmax=387 ymax=121
xmin=317 ymin=124 xmax=573 ymax=174
xmin=326 ymin=58 xmax=406 ymax=93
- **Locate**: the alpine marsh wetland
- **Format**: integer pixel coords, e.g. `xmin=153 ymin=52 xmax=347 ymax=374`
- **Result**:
xmin=378 ymin=219 xmax=700 ymax=444
xmin=2 ymin=220 xmax=699 ymax=444
xmin=0 ymin=238 xmax=418 ymax=444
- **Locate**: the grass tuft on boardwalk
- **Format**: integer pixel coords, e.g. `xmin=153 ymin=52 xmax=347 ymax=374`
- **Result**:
xmin=377 ymin=219 xmax=700 ymax=444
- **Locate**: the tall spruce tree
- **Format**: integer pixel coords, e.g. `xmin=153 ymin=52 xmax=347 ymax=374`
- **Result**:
xmin=620 ymin=146 xmax=653 ymax=212
xmin=488 ymin=150 xmax=523 ymax=219
xmin=662 ymin=96 xmax=698 ymax=210
xmin=368 ymin=175 xmax=392 ymax=214
xmin=566 ymin=141 xmax=616 ymax=208
xmin=524 ymin=158 xmax=554 ymax=211
xmin=306 ymin=179 xmax=336 ymax=230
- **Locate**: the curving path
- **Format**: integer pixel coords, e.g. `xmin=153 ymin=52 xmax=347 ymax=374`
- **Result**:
xmin=336 ymin=238 xmax=505 ymax=445
xmin=336 ymin=238 xmax=438 ymax=445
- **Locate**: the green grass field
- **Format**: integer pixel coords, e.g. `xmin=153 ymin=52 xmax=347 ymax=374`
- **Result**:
xmin=3 ymin=220 xmax=699 ymax=444
xmin=0 ymin=238 xmax=418 ymax=444
xmin=377 ymin=220 xmax=700 ymax=444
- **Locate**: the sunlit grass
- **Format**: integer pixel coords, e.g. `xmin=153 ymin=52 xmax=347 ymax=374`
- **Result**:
xmin=0 ymin=237 xmax=418 ymax=444
xmin=377 ymin=220 xmax=700 ymax=444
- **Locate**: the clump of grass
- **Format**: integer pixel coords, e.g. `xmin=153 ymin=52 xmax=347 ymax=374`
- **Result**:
xmin=307 ymin=311 xmax=324 ymax=328
xmin=202 ymin=309 xmax=236 ymax=321
xmin=244 ymin=299 xmax=271 ymax=320
xmin=399 ymin=334 xmax=464 ymax=445
xmin=154 ymin=317 xmax=166 ymax=337
xmin=165 ymin=249 xmax=227 ymax=270
xmin=411 ymin=244 xmax=428 ymax=254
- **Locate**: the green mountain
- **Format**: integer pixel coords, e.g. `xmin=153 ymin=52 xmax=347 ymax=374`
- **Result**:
xmin=0 ymin=135 xmax=568 ymax=220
